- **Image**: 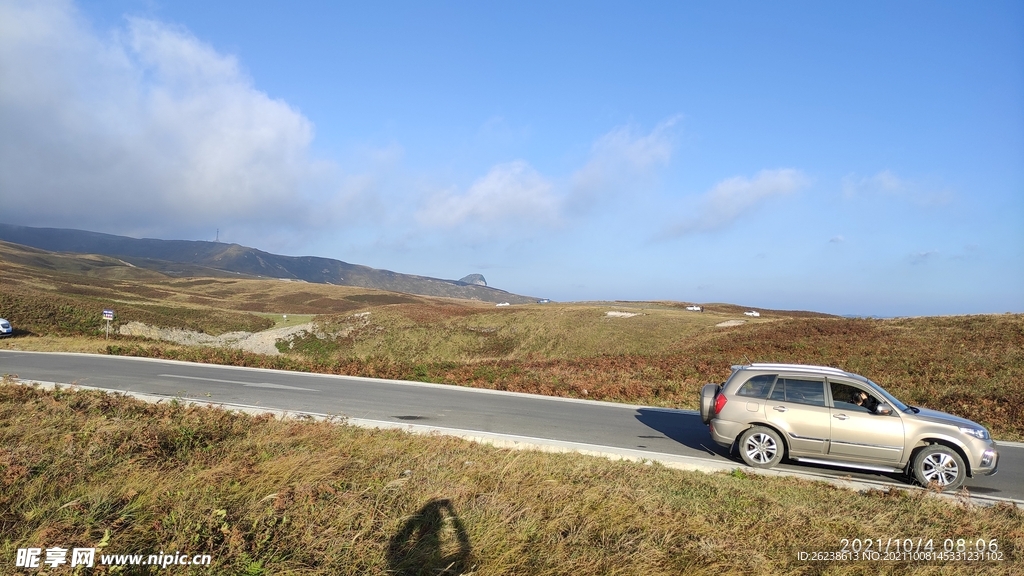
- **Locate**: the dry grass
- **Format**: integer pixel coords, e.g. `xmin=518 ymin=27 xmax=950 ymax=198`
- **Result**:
xmin=2 ymin=244 xmax=1022 ymax=439
xmin=2 ymin=380 xmax=1021 ymax=575
xmin=90 ymin=310 xmax=1024 ymax=440
xmin=0 ymin=335 xmax=110 ymax=354
xmin=255 ymin=313 xmax=317 ymax=329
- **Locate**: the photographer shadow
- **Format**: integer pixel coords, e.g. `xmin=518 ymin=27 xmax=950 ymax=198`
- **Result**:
xmin=387 ymin=498 xmax=473 ymax=576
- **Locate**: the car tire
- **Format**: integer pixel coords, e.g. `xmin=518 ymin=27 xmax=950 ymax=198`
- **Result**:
xmin=912 ymin=445 xmax=966 ymax=491
xmin=700 ymin=384 xmax=718 ymax=424
xmin=738 ymin=426 xmax=784 ymax=468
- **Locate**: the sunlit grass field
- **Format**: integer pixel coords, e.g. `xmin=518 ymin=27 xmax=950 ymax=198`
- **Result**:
xmin=2 ymin=240 xmax=1022 ymax=440
xmin=2 ymin=380 xmax=1020 ymax=575
xmin=3 ymin=242 xmax=1023 ymax=574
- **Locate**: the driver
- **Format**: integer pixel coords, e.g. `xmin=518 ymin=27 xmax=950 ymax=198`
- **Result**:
xmin=852 ymin=390 xmax=878 ymax=412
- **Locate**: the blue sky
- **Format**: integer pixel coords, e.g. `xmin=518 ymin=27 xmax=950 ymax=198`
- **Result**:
xmin=1 ymin=0 xmax=1021 ymax=316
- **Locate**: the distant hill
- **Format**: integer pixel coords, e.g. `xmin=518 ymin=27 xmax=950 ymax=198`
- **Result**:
xmin=0 ymin=223 xmax=539 ymax=304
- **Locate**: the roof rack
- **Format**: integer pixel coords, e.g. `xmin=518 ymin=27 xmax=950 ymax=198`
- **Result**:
xmin=745 ymin=363 xmax=849 ymax=375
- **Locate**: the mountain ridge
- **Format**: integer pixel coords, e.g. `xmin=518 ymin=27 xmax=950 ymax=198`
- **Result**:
xmin=0 ymin=223 xmax=539 ymax=304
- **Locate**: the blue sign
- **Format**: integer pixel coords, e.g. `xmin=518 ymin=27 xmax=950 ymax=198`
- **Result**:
xmin=102 ymin=309 xmax=114 ymax=320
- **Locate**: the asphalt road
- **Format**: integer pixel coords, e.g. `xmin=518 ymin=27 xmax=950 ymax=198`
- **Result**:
xmin=3 ymin=350 xmax=1021 ymax=501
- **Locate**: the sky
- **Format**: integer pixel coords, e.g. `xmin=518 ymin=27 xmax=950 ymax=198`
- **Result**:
xmin=1 ymin=0 xmax=1021 ymax=316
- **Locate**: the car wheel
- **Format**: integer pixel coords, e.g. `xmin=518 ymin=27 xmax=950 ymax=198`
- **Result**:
xmin=700 ymin=384 xmax=718 ymax=424
xmin=738 ymin=426 xmax=784 ymax=468
xmin=912 ymin=445 xmax=966 ymax=491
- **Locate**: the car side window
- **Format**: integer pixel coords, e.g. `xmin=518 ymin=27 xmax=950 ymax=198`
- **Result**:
xmin=735 ymin=374 xmax=776 ymax=399
xmin=830 ymin=381 xmax=875 ymax=413
xmin=770 ymin=377 xmax=825 ymax=407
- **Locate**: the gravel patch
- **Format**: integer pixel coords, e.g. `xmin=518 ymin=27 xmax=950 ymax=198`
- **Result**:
xmin=119 ymin=321 xmax=316 ymax=356
xmin=715 ymin=320 xmax=746 ymax=327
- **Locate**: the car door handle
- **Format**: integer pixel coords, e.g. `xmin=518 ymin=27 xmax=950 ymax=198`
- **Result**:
xmin=773 ymin=406 xmax=787 ymax=412
xmin=833 ymin=414 xmax=849 ymax=420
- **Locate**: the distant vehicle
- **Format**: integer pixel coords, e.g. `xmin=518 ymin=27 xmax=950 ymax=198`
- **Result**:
xmin=744 ymin=311 xmax=760 ymax=317
xmin=537 ymin=299 xmax=551 ymax=304
xmin=496 ymin=302 xmax=511 ymax=307
xmin=685 ymin=305 xmax=703 ymax=312
xmin=700 ymin=363 xmax=998 ymax=491
xmin=0 ymin=318 xmax=11 ymax=338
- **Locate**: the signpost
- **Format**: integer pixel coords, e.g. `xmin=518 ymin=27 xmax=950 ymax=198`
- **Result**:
xmin=103 ymin=309 xmax=114 ymax=339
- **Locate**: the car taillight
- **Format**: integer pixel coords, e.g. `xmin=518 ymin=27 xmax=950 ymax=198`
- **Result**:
xmin=713 ymin=393 xmax=728 ymax=415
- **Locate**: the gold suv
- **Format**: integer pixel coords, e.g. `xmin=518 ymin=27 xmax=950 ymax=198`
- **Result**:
xmin=700 ymin=363 xmax=998 ymax=491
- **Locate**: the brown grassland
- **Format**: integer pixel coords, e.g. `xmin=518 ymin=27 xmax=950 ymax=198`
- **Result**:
xmin=1 ymin=379 xmax=1021 ymax=575
xmin=2 ymin=242 xmax=1023 ymax=574
xmin=2 ymin=242 xmax=1021 ymax=440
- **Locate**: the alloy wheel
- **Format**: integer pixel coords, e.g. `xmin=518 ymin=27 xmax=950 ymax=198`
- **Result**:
xmin=921 ymin=452 xmax=960 ymax=486
xmin=744 ymin=433 xmax=778 ymax=464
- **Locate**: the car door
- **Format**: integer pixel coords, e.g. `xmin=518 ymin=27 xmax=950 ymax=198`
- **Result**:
xmin=763 ymin=376 xmax=831 ymax=456
xmin=826 ymin=379 xmax=905 ymax=465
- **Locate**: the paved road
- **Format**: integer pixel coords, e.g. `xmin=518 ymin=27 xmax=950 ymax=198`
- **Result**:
xmin=3 ymin=350 xmax=1021 ymax=501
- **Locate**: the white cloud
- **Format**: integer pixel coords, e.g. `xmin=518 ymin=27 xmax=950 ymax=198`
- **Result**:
xmin=416 ymin=160 xmax=559 ymax=231
xmin=415 ymin=117 xmax=682 ymax=239
xmin=0 ymin=0 xmax=340 ymax=240
xmin=662 ymin=168 xmax=811 ymax=237
xmin=570 ymin=116 xmax=680 ymax=208
xmin=829 ymin=235 xmax=845 ymax=243
xmin=842 ymin=170 xmax=953 ymax=206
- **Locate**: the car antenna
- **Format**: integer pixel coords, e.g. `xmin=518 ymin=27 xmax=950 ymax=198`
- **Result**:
xmin=742 ymin=354 xmax=752 ymax=365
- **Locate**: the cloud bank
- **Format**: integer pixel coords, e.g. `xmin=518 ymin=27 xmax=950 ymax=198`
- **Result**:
xmin=0 ymin=0 xmax=683 ymax=248
xmin=0 ymin=0 xmax=332 ymax=239
xmin=1 ymin=2 xmax=815 ymax=268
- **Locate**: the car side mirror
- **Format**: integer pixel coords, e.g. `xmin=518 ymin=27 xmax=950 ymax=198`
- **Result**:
xmin=875 ymin=403 xmax=892 ymax=416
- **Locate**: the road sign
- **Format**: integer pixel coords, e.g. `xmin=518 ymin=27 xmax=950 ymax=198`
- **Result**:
xmin=102 ymin=309 xmax=114 ymax=339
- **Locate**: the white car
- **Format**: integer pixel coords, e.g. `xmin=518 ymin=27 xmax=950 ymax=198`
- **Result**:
xmin=0 ymin=318 xmax=12 ymax=337
xmin=744 ymin=311 xmax=761 ymax=317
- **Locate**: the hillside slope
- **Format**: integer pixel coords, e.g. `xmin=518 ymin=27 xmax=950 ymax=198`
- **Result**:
xmin=0 ymin=223 xmax=538 ymax=304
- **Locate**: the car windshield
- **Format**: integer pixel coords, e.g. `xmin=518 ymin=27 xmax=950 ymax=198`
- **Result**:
xmin=859 ymin=377 xmax=910 ymax=412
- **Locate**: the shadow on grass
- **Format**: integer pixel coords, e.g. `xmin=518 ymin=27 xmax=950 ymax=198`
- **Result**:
xmin=635 ymin=408 xmax=733 ymax=458
xmin=387 ymin=498 xmax=473 ymax=576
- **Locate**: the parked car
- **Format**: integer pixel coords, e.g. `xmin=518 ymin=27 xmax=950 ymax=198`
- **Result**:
xmin=700 ymin=363 xmax=998 ymax=490
xmin=0 ymin=318 xmax=12 ymax=337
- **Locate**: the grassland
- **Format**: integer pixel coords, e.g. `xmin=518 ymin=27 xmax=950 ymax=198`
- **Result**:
xmin=2 ymin=379 xmax=1021 ymax=575
xmin=2 ymin=240 xmax=1022 ymax=440
xmin=2 ymin=242 xmax=1024 ymax=574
